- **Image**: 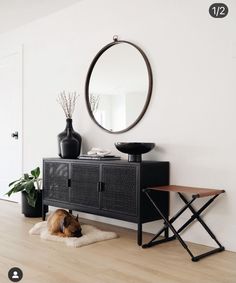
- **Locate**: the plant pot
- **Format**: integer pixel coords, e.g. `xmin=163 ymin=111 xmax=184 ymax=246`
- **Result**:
xmin=21 ymin=191 xmax=44 ymax=217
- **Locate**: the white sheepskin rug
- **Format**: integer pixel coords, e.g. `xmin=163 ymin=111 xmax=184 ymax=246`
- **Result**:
xmin=29 ymin=221 xmax=118 ymax=248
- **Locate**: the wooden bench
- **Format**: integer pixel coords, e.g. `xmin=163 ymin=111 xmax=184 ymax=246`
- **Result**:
xmin=142 ymin=185 xmax=225 ymax=262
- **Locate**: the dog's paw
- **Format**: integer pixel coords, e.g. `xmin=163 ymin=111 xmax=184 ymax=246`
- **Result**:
xmin=52 ymin=232 xmax=67 ymax=237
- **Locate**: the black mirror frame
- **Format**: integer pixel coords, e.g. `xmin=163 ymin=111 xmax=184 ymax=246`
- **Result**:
xmin=85 ymin=37 xmax=153 ymax=134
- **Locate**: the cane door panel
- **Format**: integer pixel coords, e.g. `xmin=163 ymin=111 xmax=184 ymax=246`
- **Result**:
xmin=43 ymin=162 xmax=69 ymax=201
xmin=70 ymin=163 xmax=100 ymax=209
xmin=101 ymin=165 xmax=138 ymax=216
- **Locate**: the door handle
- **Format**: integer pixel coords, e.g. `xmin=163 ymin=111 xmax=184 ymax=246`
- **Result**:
xmin=100 ymin=182 xmax=105 ymax=192
xmin=11 ymin=131 xmax=18 ymax=139
xmin=97 ymin=182 xmax=105 ymax=192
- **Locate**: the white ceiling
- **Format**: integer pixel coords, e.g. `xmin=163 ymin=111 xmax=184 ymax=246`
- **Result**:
xmin=0 ymin=0 xmax=82 ymax=34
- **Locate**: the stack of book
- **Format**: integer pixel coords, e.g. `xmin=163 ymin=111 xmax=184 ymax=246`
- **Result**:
xmin=78 ymin=155 xmax=121 ymax=160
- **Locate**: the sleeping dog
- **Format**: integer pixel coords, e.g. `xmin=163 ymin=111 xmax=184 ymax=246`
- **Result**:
xmin=47 ymin=209 xmax=82 ymax=238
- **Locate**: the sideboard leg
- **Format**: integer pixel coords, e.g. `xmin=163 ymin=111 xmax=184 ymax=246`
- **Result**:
xmin=138 ymin=222 xmax=142 ymax=246
xmin=42 ymin=205 xmax=48 ymax=221
xmin=164 ymin=227 xmax=169 ymax=239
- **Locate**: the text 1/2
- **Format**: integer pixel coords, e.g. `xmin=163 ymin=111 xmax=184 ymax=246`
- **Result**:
xmin=209 ymin=3 xmax=228 ymax=18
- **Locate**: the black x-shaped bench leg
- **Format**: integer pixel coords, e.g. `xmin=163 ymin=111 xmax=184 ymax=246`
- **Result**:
xmin=142 ymin=189 xmax=225 ymax=262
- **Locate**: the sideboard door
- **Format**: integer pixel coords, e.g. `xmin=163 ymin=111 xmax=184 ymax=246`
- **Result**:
xmin=70 ymin=163 xmax=100 ymax=209
xmin=101 ymin=165 xmax=138 ymax=217
xmin=43 ymin=161 xmax=69 ymax=202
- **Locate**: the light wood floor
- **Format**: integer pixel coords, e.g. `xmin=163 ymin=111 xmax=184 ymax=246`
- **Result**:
xmin=1 ymin=200 xmax=236 ymax=283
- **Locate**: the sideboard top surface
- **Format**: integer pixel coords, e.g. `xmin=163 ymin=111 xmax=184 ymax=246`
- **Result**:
xmin=43 ymin=157 xmax=169 ymax=167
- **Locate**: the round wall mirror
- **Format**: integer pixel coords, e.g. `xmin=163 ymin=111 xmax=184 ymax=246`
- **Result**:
xmin=85 ymin=37 xmax=153 ymax=133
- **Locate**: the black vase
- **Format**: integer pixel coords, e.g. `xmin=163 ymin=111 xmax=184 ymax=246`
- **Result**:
xmin=58 ymin=118 xmax=82 ymax=157
xmin=60 ymin=127 xmax=80 ymax=159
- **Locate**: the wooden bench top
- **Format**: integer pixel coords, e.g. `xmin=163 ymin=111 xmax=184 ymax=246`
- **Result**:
xmin=147 ymin=185 xmax=225 ymax=198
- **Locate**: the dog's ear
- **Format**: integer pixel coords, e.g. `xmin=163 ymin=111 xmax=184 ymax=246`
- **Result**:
xmin=76 ymin=214 xmax=79 ymax=222
xmin=63 ymin=216 xmax=71 ymax=228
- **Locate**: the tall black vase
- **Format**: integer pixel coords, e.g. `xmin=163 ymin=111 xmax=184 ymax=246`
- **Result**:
xmin=60 ymin=127 xmax=80 ymax=159
xmin=58 ymin=118 xmax=82 ymax=157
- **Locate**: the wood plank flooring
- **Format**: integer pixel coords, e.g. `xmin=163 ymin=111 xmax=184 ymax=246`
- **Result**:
xmin=0 ymin=200 xmax=236 ymax=283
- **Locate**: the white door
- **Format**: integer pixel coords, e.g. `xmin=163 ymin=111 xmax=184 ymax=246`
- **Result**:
xmin=0 ymin=48 xmax=22 ymax=202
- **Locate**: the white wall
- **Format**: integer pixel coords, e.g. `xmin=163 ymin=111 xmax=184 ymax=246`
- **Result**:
xmin=0 ymin=0 xmax=236 ymax=251
xmin=0 ymin=0 xmax=82 ymax=34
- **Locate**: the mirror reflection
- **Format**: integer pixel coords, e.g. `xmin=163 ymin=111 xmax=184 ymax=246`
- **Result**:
xmin=86 ymin=40 xmax=152 ymax=133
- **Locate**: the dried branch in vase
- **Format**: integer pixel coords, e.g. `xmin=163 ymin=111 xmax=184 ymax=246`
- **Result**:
xmin=89 ymin=93 xmax=100 ymax=113
xmin=57 ymin=91 xmax=79 ymax=119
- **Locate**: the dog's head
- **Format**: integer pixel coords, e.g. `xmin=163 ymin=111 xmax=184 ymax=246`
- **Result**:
xmin=63 ymin=215 xmax=82 ymax=238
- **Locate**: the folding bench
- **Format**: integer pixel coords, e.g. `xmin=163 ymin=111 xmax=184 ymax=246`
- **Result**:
xmin=142 ymin=185 xmax=225 ymax=262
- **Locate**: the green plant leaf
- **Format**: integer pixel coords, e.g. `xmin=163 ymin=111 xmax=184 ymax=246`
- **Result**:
xmin=31 ymin=167 xmax=40 ymax=178
xmin=6 ymin=166 xmax=41 ymax=204
xmin=5 ymin=187 xmax=16 ymax=197
xmin=26 ymin=194 xmax=36 ymax=207
xmin=25 ymin=181 xmax=35 ymax=194
xmin=23 ymin=173 xmax=30 ymax=180
xmin=5 ymin=182 xmax=25 ymax=196
xmin=26 ymin=190 xmax=37 ymax=207
xmin=15 ymin=184 xmax=27 ymax=193
xmin=28 ymin=188 xmax=36 ymax=199
xmin=13 ymin=183 xmax=23 ymax=191
xmin=8 ymin=178 xmax=21 ymax=187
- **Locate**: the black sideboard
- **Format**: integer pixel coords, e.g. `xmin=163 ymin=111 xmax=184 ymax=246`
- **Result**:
xmin=42 ymin=158 xmax=169 ymax=245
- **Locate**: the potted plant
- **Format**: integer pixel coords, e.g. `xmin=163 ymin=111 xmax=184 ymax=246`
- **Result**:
xmin=6 ymin=167 xmax=44 ymax=217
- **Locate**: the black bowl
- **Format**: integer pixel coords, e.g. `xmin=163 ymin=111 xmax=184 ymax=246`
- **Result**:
xmin=114 ymin=142 xmax=155 ymax=162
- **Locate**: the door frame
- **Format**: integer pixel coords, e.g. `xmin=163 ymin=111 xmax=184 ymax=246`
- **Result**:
xmin=0 ymin=45 xmax=23 ymax=202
